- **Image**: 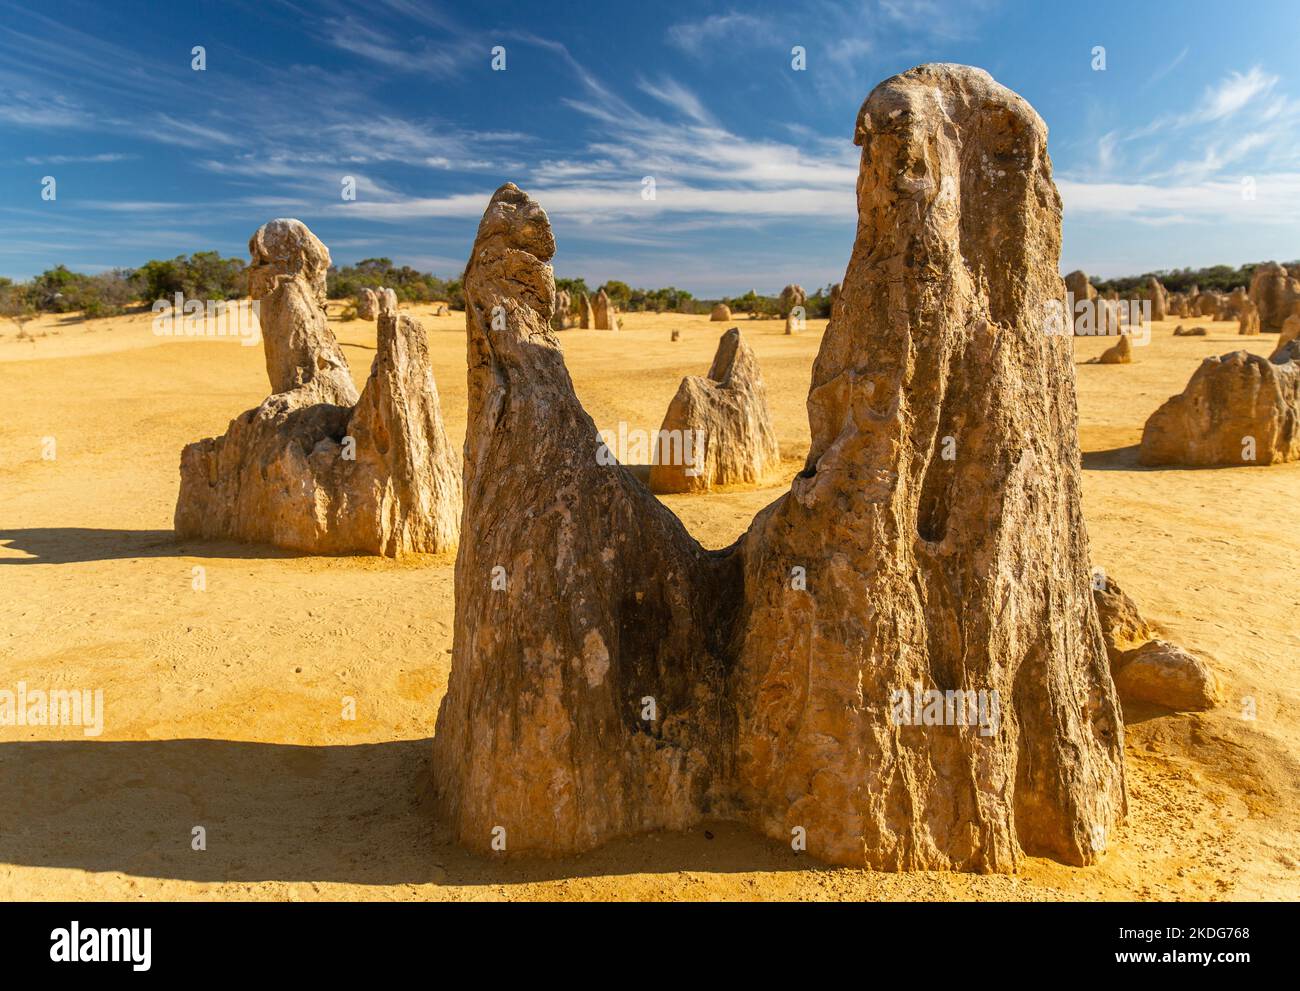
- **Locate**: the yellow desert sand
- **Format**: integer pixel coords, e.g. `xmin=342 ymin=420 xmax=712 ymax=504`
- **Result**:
xmin=1 ymin=308 xmax=1297 ymax=900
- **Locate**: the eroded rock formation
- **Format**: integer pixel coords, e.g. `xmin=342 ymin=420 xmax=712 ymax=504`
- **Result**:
xmin=594 ymin=288 xmax=620 ymax=330
xmin=433 ymin=64 xmax=1127 ymax=873
xmin=1139 ymin=340 xmax=1300 ymax=466
xmin=648 ymin=327 xmax=780 ymax=493
xmin=357 ymin=288 xmax=378 ymax=321
xmin=1148 ymin=278 xmax=1167 ymax=321
xmin=1238 ymin=298 xmax=1261 ymax=335
xmin=1250 ymin=262 xmax=1300 ymax=333
xmin=710 ymin=302 xmax=731 ymax=321
xmin=430 ymin=184 xmax=739 ymax=854
xmin=778 ymin=283 xmax=806 ymax=317
xmin=175 ymin=220 xmax=461 ymax=555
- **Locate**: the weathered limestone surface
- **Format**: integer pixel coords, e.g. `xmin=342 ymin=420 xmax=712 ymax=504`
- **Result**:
xmin=357 ymin=288 xmax=378 ymax=321
xmin=1139 ymin=341 xmax=1300 ymax=466
xmin=433 ymin=64 xmax=1128 ymax=873
xmin=1148 ymin=278 xmax=1167 ymax=321
xmin=729 ymin=64 xmax=1125 ymax=871
xmin=710 ymin=303 xmax=732 ymax=321
xmin=648 ymin=327 xmax=781 ymax=494
xmin=430 ymin=184 xmax=741 ymax=856
xmin=175 ymin=220 xmax=461 ymax=555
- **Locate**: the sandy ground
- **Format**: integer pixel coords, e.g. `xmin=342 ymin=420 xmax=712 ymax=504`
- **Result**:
xmin=1 ymin=304 xmax=1297 ymax=902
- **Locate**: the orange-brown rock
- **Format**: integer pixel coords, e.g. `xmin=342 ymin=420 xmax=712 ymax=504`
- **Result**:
xmin=1148 ymin=278 xmax=1167 ymax=321
xmin=1272 ymin=313 xmax=1300 ymax=360
xmin=1139 ymin=341 xmax=1300 ymax=466
xmin=710 ymin=302 xmax=731 ymax=321
xmin=593 ymin=288 xmax=620 ymax=330
xmin=1091 ymin=576 xmax=1219 ymax=710
xmin=1249 ymin=262 xmax=1300 ymax=333
xmin=778 ymin=283 xmax=806 ymax=317
xmin=1173 ymin=324 xmax=1207 ymax=336
xmin=1096 ymin=332 xmax=1134 ymax=363
xmin=357 ymin=287 xmax=378 ymax=321
xmin=1238 ymin=298 xmax=1261 ymax=335
xmin=175 ymin=220 xmax=461 ymax=555
xmin=648 ymin=327 xmax=780 ymax=494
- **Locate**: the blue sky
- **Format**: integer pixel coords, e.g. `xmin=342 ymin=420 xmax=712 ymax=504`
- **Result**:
xmin=2 ymin=0 xmax=1297 ymax=294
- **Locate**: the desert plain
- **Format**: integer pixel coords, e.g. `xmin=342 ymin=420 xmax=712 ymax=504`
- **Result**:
xmin=1 ymin=304 xmax=1297 ymax=900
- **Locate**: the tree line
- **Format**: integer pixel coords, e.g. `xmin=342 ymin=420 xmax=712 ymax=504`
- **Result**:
xmin=1 ymin=252 xmax=839 ymax=325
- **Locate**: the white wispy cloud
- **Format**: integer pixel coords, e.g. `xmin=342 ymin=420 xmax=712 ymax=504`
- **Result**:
xmin=1062 ymin=65 xmax=1300 ymax=225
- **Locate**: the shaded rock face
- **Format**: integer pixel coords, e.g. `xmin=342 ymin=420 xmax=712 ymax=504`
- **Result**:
xmin=1139 ymin=342 xmax=1300 ymax=466
xmin=1092 ymin=578 xmax=1220 ymax=712
xmin=1174 ymin=325 xmax=1207 ymax=337
xmin=1250 ymin=262 xmax=1300 ymax=333
xmin=648 ymin=327 xmax=781 ymax=494
xmin=357 ymin=288 xmax=378 ymax=321
xmin=593 ymin=288 xmax=619 ymax=330
xmin=710 ymin=303 xmax=732 ymax=321
xmin=430 ymin=184 xmax=741 ymax=855
xmin=433 ymin=64 xmax=1127 ymax=873
xmin=175 ymin=220 xmax=461 ymax=556
xmin=830 ymin=282 xmax=841 ymax=307
xmin=1196 ymin=294 xmax=1220 ymax=317
xmin=778 ymin=284 xmax=806 ymax=317
xmin=579 ymin=292 xmax=593 ymax=329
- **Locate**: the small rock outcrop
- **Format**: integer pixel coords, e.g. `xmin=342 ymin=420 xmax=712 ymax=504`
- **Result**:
xmin=1238 ymin=298 xmax=1261 ymax=335
xmin=710 ymin=303 xmax=731 ymax=322
xmin=1092 ymin=576 xmax=1220 ymax=711
xmin=357 ymin=288 xmax=378 ymax=321
xmin=778 ymin=283 xmax=806 ymax=317
xmin=1173 ymin=324 xmax=1207 ymax=336
xmin=1148 ymin=278 xmax=1167 ymax=321
xmin=648 ymin=327 xmax=780 ymax=494
xmin=175 ymin=219 xmax=461 ymax=555
xmin=553 ymin=288 xmax=572 ymax=331
xmin=1138 ymin=341 xmax=1300 ymax=466
xmin=593 ymin=288 xmax=620 ymax=330
xmin=1096 ymin=332 xmax=1133 ymax=363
